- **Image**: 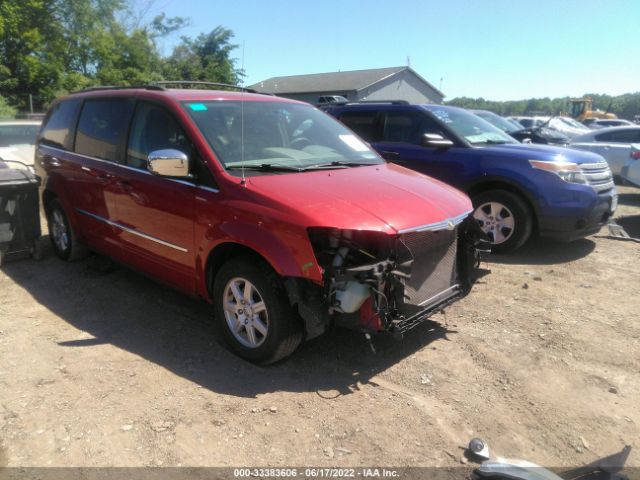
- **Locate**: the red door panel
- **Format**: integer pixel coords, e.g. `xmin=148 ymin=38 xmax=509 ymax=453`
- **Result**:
xmin=113 ymin=168 xmax=197 ymax=293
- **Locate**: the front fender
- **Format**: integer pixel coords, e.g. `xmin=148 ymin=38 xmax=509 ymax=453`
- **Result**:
xmin=195 ymin=220 xmax=323 ymax=299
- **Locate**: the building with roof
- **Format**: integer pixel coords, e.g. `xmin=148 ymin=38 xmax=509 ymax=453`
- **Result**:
xmin=250 ymin=66 xmax=444 ymax=105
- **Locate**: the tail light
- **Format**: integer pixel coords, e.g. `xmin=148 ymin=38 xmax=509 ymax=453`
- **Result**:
xmin=630 ymin=150 xmax=640 ymax=160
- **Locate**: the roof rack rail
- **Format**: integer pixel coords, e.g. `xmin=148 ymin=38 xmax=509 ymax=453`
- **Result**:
xmin=70 ymin=85 xmax=165 ymax=94
xmin=345 ymin=100 xmax=410 ymax=105
xmin=148 ymin=81 xmax=257 ymax=93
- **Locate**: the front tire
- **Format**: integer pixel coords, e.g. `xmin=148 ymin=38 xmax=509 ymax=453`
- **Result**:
xmin=472 ymin=190 xmax=533 ymax=253
xmin=46 ymin=199 xmax=88 ymax=261
xmin=213 ymin=257 xmax=303 ymax=364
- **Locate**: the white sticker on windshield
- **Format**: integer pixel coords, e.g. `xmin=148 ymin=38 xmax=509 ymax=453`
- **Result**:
xmin=339 ymin=134 xmax=369 ymax=152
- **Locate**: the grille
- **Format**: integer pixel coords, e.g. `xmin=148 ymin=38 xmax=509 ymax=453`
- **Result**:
xmin=580 ymin=162 xmax=614 ymax=193
xmin=399 ymin=228 xmax=458 ymax=310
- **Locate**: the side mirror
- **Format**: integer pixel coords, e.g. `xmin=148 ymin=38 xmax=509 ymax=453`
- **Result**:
xmin=421 ymin=133 xmax=454 ymax=148
xmin=147 ymin=149 xmax=190 ymax=177
xmin=522 ymin=137 xmax=533 ymax=144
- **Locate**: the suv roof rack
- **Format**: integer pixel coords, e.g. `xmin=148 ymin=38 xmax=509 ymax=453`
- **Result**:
xmin=71 ymin=82 xmax=260 ymax=95
xmin=71 ymin=85 xmax=165 ymax=94
xmin=345 ymin=100 xmax=410 ymax=105
xmin=318 ymin=100 xmax=411 ymax=108
xmin=148 ymin=81 xmax=257 ymax=93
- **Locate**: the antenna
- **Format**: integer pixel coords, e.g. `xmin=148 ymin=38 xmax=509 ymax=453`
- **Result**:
xmin=240 ymin=40 xmax=246 ymax=186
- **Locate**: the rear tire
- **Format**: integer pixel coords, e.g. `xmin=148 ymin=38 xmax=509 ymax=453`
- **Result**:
xmin=472 ymin=190 xmax=533 ymax=253
xmin=213 ymin=256 xmax=303 ymax=364
xmin=46 ymin=199 xmax=88 ymax=261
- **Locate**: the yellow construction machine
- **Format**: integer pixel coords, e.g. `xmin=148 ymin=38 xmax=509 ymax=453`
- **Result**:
xmin=567 ymin=97 xmax=617 ymax=122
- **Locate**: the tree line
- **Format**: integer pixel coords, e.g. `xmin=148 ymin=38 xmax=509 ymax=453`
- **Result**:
xmin=447 ymin=92 xmax=640 ymax=120
xmin=0 ymin=0 xmax=243 ymax=115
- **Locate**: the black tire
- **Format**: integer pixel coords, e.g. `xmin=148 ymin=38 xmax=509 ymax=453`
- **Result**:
xmin=213 ymin=256 xmax=303 ymax=364
xmin=46 ymin=199 xmax=88 ymax=261
xmin=472 ymin=189 xmax=533 ymax=253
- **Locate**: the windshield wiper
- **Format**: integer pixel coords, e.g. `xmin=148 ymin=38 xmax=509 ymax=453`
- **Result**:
xmin=226 ymin=163 xmax=304 ymax=172
xmin=302 ymin=160 xmax=378 ymax=170
xmin=481 ymin=139 xmax=510 ymax=145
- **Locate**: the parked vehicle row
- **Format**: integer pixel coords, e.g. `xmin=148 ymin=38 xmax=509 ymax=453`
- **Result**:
xmin=322 ymin=102 xmax=617 ymax=252
xmin=34 ymin=86 xmax=489 ymax=364
xmin=473 ymin=110 xmax=570 ymax=145
xmin=25 ymin=85 xmax=633 ymax=364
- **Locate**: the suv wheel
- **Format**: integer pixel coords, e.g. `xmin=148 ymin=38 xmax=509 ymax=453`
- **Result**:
xmin=213 ymin=257 xmax=303 ymax=364
xmin=47 ymin=199 xmax=88 ymax=261
xmin=472 ymin=190 xmax=532 ymax=253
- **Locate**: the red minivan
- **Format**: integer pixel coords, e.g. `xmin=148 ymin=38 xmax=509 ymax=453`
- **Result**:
xmin=36 ymin=85 xmax=488 ymax=363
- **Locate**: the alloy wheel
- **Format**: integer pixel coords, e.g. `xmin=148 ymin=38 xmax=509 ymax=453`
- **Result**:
xmin=222 ymin=277 xmax=269 ymax=348
xmin=51 ymin=209 xmax=69 ymax=252
xmin=473 ymin=201 xmax=515 ymax=245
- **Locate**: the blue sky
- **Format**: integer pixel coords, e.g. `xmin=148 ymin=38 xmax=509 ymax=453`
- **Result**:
xmin=139 ymin=0 xmax=639 ymax=101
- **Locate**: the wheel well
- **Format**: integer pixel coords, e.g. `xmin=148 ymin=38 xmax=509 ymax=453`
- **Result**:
xmin=467 ymin=181 xmax=539 ymax=233
xmin=205 ymin=243 xmax=274 ymax=296
xmin=42 ymin=190 xmax=56 ymax=213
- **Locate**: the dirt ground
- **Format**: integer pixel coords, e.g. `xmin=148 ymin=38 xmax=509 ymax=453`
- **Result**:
xmin=0 ymin=185 xmax=639 ymax=473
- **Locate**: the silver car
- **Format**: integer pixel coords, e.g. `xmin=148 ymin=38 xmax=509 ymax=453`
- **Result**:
xmin=621 ymin=145 xmax=640 ymax=187
xmin=569 ymin=126 xmax=640 ymax=176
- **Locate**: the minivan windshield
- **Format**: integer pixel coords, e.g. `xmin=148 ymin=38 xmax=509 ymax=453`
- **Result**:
xmin=424 ymin=106 xmax=518 ymax=145
xmin=183 ymin=100 xmax=381 ymax=171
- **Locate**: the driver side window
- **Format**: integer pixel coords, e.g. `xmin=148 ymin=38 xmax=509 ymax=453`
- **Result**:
xmin=127 ymin=103 xmax=190 ymax=169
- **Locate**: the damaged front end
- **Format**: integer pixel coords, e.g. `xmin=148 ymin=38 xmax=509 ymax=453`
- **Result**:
xmin=287 ymin=214 xmax=491 ymax=340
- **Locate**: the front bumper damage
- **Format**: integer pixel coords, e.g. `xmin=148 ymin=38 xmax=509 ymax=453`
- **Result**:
xmin=286 ymin=215 xmax=491 ymax=340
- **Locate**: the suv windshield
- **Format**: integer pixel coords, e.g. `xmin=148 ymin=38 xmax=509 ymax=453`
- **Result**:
xmin=183 ymin=100 xmax=381 ymax=171
xmin=424 ymin=106 xmax=517 ymax=145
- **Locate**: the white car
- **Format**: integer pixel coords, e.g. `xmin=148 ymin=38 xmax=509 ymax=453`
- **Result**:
xmin=570 ymin=126 xmax=640 ymax=176
xmin=0 ymin=120 xmax=42 ymax=167
xmin=586 ymin=118 xmax=634 ymax=129
xmin=546 ymin=117 xmax=590 ymax=138
xmin=621 ymin=144 xmax=640 ymax=187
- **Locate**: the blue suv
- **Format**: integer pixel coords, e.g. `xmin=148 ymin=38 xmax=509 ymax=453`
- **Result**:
xmin=323 ymin=102 xmax=617 ymax=252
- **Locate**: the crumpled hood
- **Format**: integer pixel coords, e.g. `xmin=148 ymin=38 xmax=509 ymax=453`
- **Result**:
xmin=486 ymin=143 xmax=606 ymax=164
xmin=245 ymin=162 xmax=472 ymax=233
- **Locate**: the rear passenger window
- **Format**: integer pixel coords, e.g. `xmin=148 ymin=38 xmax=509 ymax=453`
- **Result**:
xmin=339 ymin=111 xmax=379 ymax=141
xmin=126 ymin=103 xmax=190 ymax=169
xmin=75 ymin=99 xmax=133 ymax=162
xmin=594 ymin=129 xmax=638 ymax=143
xmin=40 ymin=99 xmax=81 ymax=150
xmin=382 ymin=111 xmax=444 ymax=145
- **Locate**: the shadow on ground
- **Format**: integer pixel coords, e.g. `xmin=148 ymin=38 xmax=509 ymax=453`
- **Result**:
xmin=618 ymin=191 xmax=640 ymax=207
xmin=490 ymin=236 xmax=596 ymax=266
xmin=1 ymin=239 xmax=454 ymax=399
xmin=616 ymin=215 xmax=640 ymax=238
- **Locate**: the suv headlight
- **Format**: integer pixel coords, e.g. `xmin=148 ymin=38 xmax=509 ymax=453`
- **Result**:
xmin=529 ymin=160 xmax=588 ymax=185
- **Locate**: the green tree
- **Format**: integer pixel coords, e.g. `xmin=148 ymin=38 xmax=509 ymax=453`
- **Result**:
xmin=0 ymin=0 xmax=191 ymax=111
xmin=0 ymin=94 xmax=17 ymax=118
xmin=163 ymin=26 xmax=244 ymax=85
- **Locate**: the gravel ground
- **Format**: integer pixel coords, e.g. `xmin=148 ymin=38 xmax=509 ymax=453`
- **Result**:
xmin=0 ymin=185 xmax=638 ymax=472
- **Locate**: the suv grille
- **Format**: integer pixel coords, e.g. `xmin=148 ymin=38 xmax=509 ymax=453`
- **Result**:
xmin=399 ymin=229 xmax=458 ymax=309
xmin=580 ymin=162 xmax=614 ymax=193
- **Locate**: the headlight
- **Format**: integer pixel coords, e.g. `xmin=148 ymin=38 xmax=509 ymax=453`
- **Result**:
xmin=529 ymin=160 xmax=588 ymax=185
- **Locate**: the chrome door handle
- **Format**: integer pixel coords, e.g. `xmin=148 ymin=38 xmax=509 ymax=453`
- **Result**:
xmin=47 ymin=156 xmax=62 ymax=167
